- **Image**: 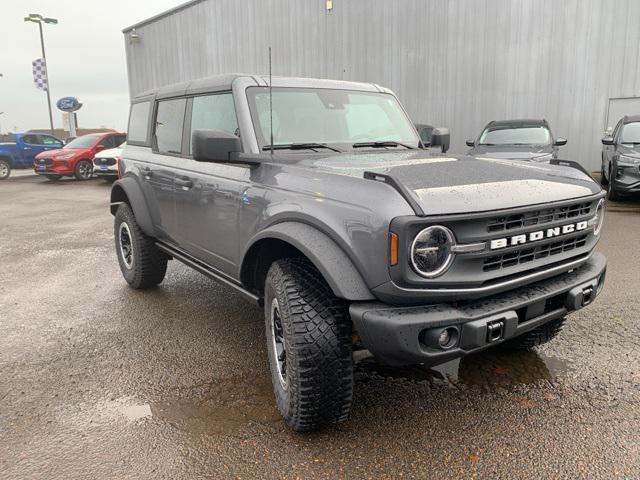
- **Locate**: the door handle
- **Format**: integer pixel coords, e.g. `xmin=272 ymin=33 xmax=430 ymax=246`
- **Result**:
xmin=23 ymin=147 xmax=32 ymax=150
xmin=175 ymin=177 xmax=193 ymax=190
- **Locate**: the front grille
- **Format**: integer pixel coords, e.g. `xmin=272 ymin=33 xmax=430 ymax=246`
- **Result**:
xmin=487 ymin=202 xmax=591 ymax=233
xmin=37 ymin=158 xmax=53 ymax=165
xmin=483 ymin=235 xmax=588 ymax=272
xmin=94 ymin=158 xmax=116 ymax=166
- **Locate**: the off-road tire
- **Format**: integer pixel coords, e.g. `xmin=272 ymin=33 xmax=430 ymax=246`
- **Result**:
xmin=500 ymin=317 xmax=566 ymax=351
xmin=45 ymin=174 xmax=62 ymax=181
xmin=74 ymin=159 xmax=93 ymax=180
xmin=114 ymin=203 xmax=167 ymax=289
xmin=264 ymin=258 xmax=353 ymax=432
xmin=0 ymin=159 xmax=10 ymax=180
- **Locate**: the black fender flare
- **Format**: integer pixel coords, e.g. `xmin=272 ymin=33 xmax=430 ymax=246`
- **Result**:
xmin=109 ymin=176 xmax=156 ymax=237
xmin=242 ymin=222 xmax=375 ymax=301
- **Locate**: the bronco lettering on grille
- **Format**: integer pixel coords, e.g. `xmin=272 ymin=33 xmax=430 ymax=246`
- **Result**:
xmin=490 ymin=221 xmax=589 ymax=250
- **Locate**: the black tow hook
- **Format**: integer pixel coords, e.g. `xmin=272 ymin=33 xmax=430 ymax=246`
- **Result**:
xmin=486 ymin=320 xmax=505 ymax=343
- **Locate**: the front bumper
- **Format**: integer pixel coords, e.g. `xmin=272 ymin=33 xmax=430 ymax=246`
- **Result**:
xmin=350 ymin=252 xmax=606 ymax=366
xmin=612 ymin=164 xmax=640 ymax=194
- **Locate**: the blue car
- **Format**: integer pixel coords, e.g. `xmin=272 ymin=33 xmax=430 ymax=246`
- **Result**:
xmin=0 ymin=132 xmax=64 ymax=180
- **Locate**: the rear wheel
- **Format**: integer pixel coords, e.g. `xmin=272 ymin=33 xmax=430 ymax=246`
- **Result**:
xmin=114 ymin=203 xmax=168 ymax=289
xmin=74 ymin=160 xmax=93 ymax=180
xmin=264 ymin=258 xmax=353 ymax=432
xmin=0 ymin=159 xmax=10 ymax=180
xmin=500 ymin=317 xmax=565 ymax=351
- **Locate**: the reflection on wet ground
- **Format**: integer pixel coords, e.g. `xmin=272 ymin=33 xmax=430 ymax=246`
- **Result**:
xmin=355 ymin=348 xmax=572 ymax=388
xmin=98 ymin=349 xmax=572 ymax=437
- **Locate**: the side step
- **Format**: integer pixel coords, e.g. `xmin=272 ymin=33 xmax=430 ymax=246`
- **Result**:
xmin=156 ymin=241 xmax=260 ymax=305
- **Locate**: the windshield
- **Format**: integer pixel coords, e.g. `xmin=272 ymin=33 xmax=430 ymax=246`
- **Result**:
xmin=246 ymin=87 xmax=420 ymax=150
xmin=620 ymin=122 xmax=640 ymax=143
xmin=64 ymin=135 xmax=99 ymax=149
xmin=479 ymin=125 xmax=551 ymax=146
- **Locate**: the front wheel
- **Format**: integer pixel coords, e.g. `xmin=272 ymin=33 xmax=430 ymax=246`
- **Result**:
xmin=114 ymin=203 xmax=168 ymax=289
xmin=264 ymin=258 xmax=353 ymax=432
xmin=0 ymin=159 xmax=11 ymax=180
xmin=74 ymin=160 xmax=93 ymax=180
xmin=606 ymin=167 xmax=620 ymax=201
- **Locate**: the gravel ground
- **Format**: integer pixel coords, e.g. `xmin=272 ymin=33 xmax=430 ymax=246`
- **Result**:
xmin=0 ymin=172 xmax=638 ymax=479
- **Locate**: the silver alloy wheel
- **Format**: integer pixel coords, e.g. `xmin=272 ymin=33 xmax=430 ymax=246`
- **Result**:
xmin=270 ymin=298 xmax=287 ymax=389
xmin=0 ymin=161 xmax=8 ymax=179
xmin=77 ymin=161 xmax=92 ymax=179
xmin=118 ymin=222 xmax=134 ymax=269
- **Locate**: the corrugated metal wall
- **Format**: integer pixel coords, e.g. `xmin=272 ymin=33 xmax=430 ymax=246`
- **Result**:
xmin=124 ymin=0 xmax=640 ymax=171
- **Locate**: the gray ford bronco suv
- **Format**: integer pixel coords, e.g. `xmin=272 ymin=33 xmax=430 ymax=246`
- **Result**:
xmin=111 ymin=74 xmax=607 ymax=432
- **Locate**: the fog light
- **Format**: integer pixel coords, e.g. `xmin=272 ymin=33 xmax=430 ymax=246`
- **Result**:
xmin=439 ymin=329 xmax=451 ymax=346
xmin=419 ymin=326 xmax=459 ymax=350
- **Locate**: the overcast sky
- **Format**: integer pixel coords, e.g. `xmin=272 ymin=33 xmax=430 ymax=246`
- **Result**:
xmin=0 ymin=0 xmax=184 ymax=133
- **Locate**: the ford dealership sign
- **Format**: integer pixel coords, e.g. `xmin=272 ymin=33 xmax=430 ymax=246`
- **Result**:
xmin=56 ymin=97 xmax=82 ymax=112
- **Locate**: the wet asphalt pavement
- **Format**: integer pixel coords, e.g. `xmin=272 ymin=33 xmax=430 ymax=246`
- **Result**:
xmin=0 ymin=170 xmax=639 ymax=479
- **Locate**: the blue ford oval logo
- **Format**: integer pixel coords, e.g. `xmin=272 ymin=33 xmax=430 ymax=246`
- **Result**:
xmin=56 ymin=97 xmax=82 ymax=112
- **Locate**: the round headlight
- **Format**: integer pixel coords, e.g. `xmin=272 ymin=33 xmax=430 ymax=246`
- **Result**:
xmin=593 ymin=198 xmax=605 ymax=236
xmin=410 ymin=226 xmax=456 ymax=278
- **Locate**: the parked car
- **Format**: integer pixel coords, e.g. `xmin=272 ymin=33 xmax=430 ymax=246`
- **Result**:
xmin=0 ymin=132 xmax=64 ymax=180
xmin=110 ymin=74 xmax=606 ymax=432
xmin=600 ymin=115 xmax=640 ymax=200
xmin=466 ymin=119 xmax=566 ymax=162
xmin=93 ymin=141 xmax=126 ymax=182
xmin=34 ymin=132 xmax=126 ymax=181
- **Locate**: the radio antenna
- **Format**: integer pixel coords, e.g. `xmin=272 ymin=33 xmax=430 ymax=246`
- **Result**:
xmin=269 ymin=46 xmax=274 ymax=157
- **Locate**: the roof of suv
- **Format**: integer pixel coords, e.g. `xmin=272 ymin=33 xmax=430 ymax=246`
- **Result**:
xmin=622 ymin=115 xmax=640 ymax=123
xmin=134 ymin=73 xmax=391 ymax=100
xmin=486 ymin=119 xmax=548 ymax=127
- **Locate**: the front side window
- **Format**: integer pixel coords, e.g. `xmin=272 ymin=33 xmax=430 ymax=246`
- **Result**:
xmin=189 ymin=93 xmax=238 ymax=154
xmin=41 ymin=135 xmax=62 ymax=146
xmin=246 ymin=87 xmax=420 ymax=149
xmin=99 ymin=136 xmax=117 ymax=149
xmin=128 ymin=101 xmax=151 ymax=144
xmin=619 ymin=122 xmax=640 ymax=144
xmin=155 ymin=98 xmax=186 ymax=155
xmin=479 ymin=126 xmax=551 ymax=146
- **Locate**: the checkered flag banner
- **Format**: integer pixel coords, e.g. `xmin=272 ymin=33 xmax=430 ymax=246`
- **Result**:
xmin=32 ymin=58 xmax=48 ymax=91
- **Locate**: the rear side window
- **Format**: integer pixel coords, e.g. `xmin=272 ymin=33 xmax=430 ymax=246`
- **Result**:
xmin=128 ymin=101 xmax=151 ymax=144
xmin=189 ymin=93 xmax=238 ymax=154
xmin=155 ymin=98 xmax=186 ymax=155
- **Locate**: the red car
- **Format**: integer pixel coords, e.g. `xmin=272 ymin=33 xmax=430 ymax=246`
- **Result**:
xmin=34 ymin=132 xmax=126 ymax=181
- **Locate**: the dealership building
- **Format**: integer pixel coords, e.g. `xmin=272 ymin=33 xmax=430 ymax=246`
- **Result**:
xmin=123 ymin=0 xmax=640 ymax=171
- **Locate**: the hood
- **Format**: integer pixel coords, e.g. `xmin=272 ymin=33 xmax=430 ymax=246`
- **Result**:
xmin=468 ymin=144 xmax=553 ymax=160
xmin=299 ymin=151 xmax=600 ymax=215
xmin=35 ymin=148 xmax=84 ymax=160
xmin=95 ymin=147 xmax=123 ymax=159
xmin=617 ymin=144 xmax=640 ymax=158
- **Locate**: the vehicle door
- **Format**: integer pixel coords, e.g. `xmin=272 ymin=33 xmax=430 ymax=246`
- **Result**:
xmin=141 ymin=98 xmax=187 ymax=242
xmin=19 ymin=134 xmax=54 ymax=166
xmin=604 ymin=118 xmax=623 ymax=176
xmin=173 ymin=92 xmax=248 ymax=275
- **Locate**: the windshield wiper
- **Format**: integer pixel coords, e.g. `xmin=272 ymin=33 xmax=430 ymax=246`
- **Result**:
xmin=478 ymin=143 xmax=496 ymax=146
xmin=262 ymin=142 xmax=342 ymax=152
xmin=352 ymin=141 xmax=414 ymax=149
xmin=621 ymin=141 xmax=640 ymax=145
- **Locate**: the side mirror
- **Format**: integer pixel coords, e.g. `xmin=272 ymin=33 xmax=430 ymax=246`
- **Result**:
xmin=431 ymin=127 xmax=450 ymax=153
xmin=554 ymin=138 xmax=567 ymax=146
xmin=192 ymin=129 xmax=242 ymax=162
xmin=465 ymin=139 xmax=475 ymax=147
xmin=601 ymin=136 xmax=614 ymax=146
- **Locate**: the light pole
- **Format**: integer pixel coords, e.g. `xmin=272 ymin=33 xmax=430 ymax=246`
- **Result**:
xmin=24 ymin=13 xmax=58 ymax=134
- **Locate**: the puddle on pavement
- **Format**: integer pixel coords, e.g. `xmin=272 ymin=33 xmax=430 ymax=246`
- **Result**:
xmin=355 ymin=349 xmax=572 ymax=388
xmin=150 ymin=376 xmax=280 ymax=435
xmin=94 ymin=396 xmax=153 ymax=423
